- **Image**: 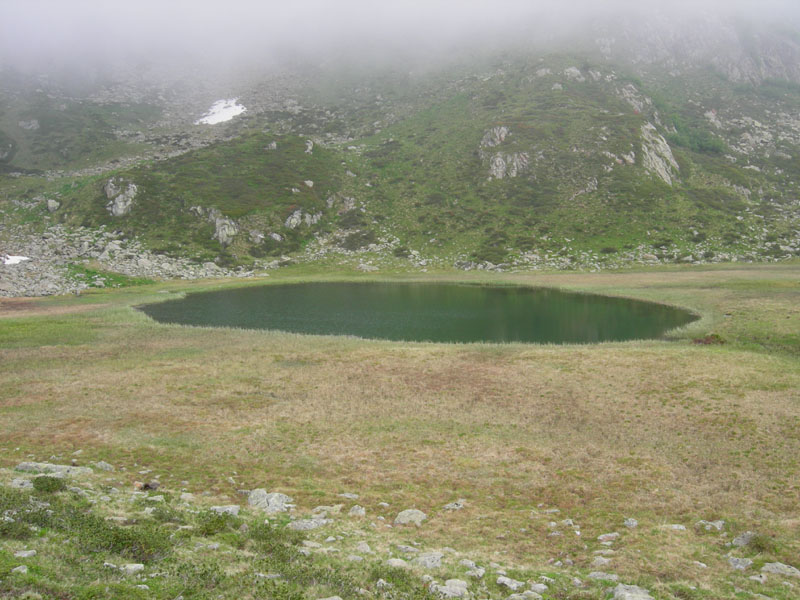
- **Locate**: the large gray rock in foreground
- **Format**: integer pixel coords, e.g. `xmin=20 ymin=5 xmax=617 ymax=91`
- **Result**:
xmin=248 ymin=489 xmax=293 ymax=513
xmin=394 ymin=509 xmax=427 ymax=526
xmin=15 ymin=462 xmax=92 ymax=477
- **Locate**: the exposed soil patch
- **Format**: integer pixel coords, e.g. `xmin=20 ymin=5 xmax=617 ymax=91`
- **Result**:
xmin=0 ymin=297 xmax=109 ymax=318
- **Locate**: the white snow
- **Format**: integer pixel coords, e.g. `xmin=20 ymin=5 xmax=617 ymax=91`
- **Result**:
xmin=3 ymin=255 xmax=31 ymax=265
xmin=195 ymin=99 xmax=246 ymax=125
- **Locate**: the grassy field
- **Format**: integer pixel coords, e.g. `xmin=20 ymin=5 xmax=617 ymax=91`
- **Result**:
xmin=0 ymin=263 xmax=799 ymax=599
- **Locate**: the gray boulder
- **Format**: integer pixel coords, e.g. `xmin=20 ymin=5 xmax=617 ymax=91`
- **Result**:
xmin=433 ymin=579 xmax=469 ymax=598
xmin=15 ymin=462 xmax=92 ymax=477
xmin=415 ymin=552 xmax=443 ymax=569
xmin=762 ymin=562 xmax=800 ymax=578
xmin=613 ymin=584 xmax=654 ymax=600
xmin=248 ymin=489 xmax=293 ymax=514
xmin=104 ymin=178 xmax=137 ymax=217
xmin=210 ymin=505 xmax=240 ymax=516
xmin=394 ymin=508 xmax=427 ymax=526
xmin=286 ymin=518 xmax=330 ymax=531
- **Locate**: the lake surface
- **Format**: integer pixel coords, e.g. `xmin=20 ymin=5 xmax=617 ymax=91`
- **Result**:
xmin=139 ymin=282 xmax=697 ymax=344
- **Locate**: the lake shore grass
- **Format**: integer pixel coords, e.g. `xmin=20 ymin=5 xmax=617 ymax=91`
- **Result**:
xmin=1 ymin=262 xmax=798 ymax=598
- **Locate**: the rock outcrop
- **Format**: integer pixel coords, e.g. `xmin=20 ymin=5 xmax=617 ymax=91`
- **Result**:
xmin=104 ymin=178 xmax=138 ymax=217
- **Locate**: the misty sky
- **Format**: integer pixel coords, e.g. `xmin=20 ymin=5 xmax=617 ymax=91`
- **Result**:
xmin=1 ymin=0 xmax=799 ymax=74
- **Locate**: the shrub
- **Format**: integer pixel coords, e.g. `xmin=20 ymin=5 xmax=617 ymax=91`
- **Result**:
xmin=33 ymin=476 xmax=67 ymax=494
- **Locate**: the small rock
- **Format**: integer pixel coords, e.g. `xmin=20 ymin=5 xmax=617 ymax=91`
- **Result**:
xmin=287 ymin=518 xmax=330 ymax=531
xmin=598 ymin=532 xmax=620 ymax=542
xmin=248 ymin=489 xmax=293 ymax=514
xmin=121 ymin=563 xmax=145 ymax=576
xmin=349 ymin=505 xmax=366 ymax=517
xmin=592 ymin=556 xmax=612 ymax=568
xmin=11 ymin=565 xmax=28 ymax=574
xmin=10 ymin=478 xmax=33 ymax=489
xmin=210 ymin=505 xmax=240 ymax=516
xmin=729 ymin=557 xmax=753 ymax=570
xmin=317 ymin=596 xmax=342 ymax=600
xmin=444 ymin=499 xmax=467 ymax=511
xmin=732 ymin=531 xmax=756 ymax=547
xmin=15 ymin=461 xmax=92 ymax=476
xmin=433 ymin=579 xmax=469 ymax=598
xmin=394 ymin=509 xmax=427 ymax=526
xmin=697 ymin=519 xmax=725 ymax=532
xmin=356 ymin=541 xmax=372 ymax=553
xmin=497 ymin=575 xmax=525 ymax=591
xmin=662 ymin=524 xmax=686 ymax=531
xmin=529 ymin=583 xmax=548 ymax=593
xmin=415 ymin=552 xmax=443 ymax=569
xmin=347 ymin=554 xmax=364 ymax=562
xmin=624 ymin=518 xmax=638 ymax=528
xmin=507 ymin=592 xmax=541 ymax=600
xmin=386 ymin=558 xmax=409 ymax=569
xmin=459 ymin=559 xmax=476 ymax=569
xmin=14 ymin=550 xmax=36 ymax=558
xmin=587 ymin=572 xmax=619 ymax=581
xmin=613 ymin=584 xmax=654 ymax=600
xmin=749 ymin=574 xmax=768 ymax=584
xmin=694 ymin=561 xmax=708 ymax=569
xmin=339 ymin=492 xmax=359 ymax=500
xmin=466 ymin=567 xmax=485 ymax=578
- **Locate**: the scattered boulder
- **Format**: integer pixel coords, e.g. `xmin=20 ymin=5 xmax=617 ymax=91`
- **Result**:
xmin=47 ymin=198 xmax=60 ymax=212
xmin=355 ymin=541 xmax=372 ymax=554
xmin=248 ymin=490 xmax=293 ymax=514
xmin=209 ymin=505 xmax=240 ymax=516
xmin=697 ymin=519 xmax=725 ymax=532
xmin=732 ymin=531 xmax=756 ymax=547
xmin=120 ymin=564 xmax=145 ymax=576
xmin=415 ymin=552 xmax=443 ymax=569
xmin=624 ymin=518 xmax=638 ymax=528
xmin=14 ymin=550 xmax=36 ymax=558
xmin=433 ymin=579 xmax=469 ymax=598
xmin=728 ymin=556 xmax=753 ymax=570
xmin=103 ymin=178 xmax=137 ymax=217
xmin=588 ymin=572 xmax=619 ymax=581
xmin=15 ymin=462 xmax=92 ymax=477
xmin=93 ymin=461 xmax=114 ymax=472
xmin=444 ymin=499 xmax=467 ymax=511
xmin=613 ymin=584 xmax=654 ymax=600
xmin=497 ymin=576 xmax=525 ymax=591
xmin=11 ymin=565 xmax=28 ymax=575
xmin=286 ymin=518 xmax=330 ymax=531
xmin=386 ymin=558 xmax=409 ymax=569
xmin=349 ymin=505 xmax=366 ymax=517
xmin=597 ymin=532 xmax=620 ymax=542
xmin=394 ymin=509 xmax=427 ymax=526
xmin=762 ymin=562 xmax=800 ymax=578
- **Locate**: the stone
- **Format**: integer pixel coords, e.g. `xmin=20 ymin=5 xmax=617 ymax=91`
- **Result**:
xmin=762 ymin=562 xmax=800 ymax=578
xmin=588 ymin=572 xmax=619 ymax=581
xmin=624 ymin=518 xmax=638 ymax=528
xmin=386 ymin=558 xmax=409 ymax=569
xmin=662 ymin=524 xmax=686 ymax=531
xmin=697 ymin=520 xmax=725 ymax=531
xmin=732 ymin=531 xmax=756 ymax=546
xmin=338 ymin=492 xmax=359 ymax=500
xmin=729 ymin=557 xmax=753 ymax=570
xmin=497 ymin=576 xmax=525 ymax=591
xmin=286 ymin=518 xmax=330 ymax=531
xmin=210 ymin=505 xmax=240 ymax=516
xmin=355 ymin=541 xmax=372 ymax=553
xmin=15 ymin=462 xmax=92 ymax=476
xmin=93 ymin=461 xmax=114 ymax=471
xmin=285 ymin=210 xmax=303 ymax=229
xmin=592 ymin=556 xmax=612 ymax=568
xmin=11 ymin=478 xmax=33 ymax=489
xmin=14 ymin=550 xmax=36 ymax=558
xmin=507 ymin=592 xmax=541 ymax=600
xmin=103 ymin=179 xmax=137 ymax=217
xmin=317 ymin=596 xmax=342 ymax=600
xmin=415 ymin=552 xmax=444 ymax=569
xmin=597 ymin=532 xmax=620 ymax=542
xmin=640 ymin=122 xmax=679 ymax=185
xmin=212 ymin=215 xmax=239 ymax=245
xmin=121 ymin=563 xmax=144 ymax=576
xmin=248 ymin=490 xmax=293 ymax=514
xmin=46 ymin=199 xmax=60 ymax=212
xmin=11 ymin=565 xmax=28 ymax=574
xmin=394 ymin=509 xmax=427 ymax=526
xmin=613 ymin=584 xmax=654 ymax=600
xmin=529 ymin=583 xmax=548 ymax=593
xmin=433 ymin=579 xmax=469 ymax=598
xmin=444 ymin=499 xmax=467 ymax=511
xmin=349 ymin=505 xmax=366 ymax=517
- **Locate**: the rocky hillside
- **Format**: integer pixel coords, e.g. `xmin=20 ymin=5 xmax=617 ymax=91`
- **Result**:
xmin=2 ymin=13 xmax=800 ymax=289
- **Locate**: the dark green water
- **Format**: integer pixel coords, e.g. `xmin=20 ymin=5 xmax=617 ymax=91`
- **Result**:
xmin=138 ymin=282 xmax=697 ymax=344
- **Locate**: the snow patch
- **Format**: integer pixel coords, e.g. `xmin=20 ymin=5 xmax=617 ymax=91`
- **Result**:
xmin=195 ymin=99 xmax=246 ymax=125
xmin=3 ymin=255 xmax=31 ymax=265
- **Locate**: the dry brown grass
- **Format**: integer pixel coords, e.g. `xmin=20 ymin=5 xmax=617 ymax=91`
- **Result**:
xmin=0 ymin=263 xmax=798 ymax=589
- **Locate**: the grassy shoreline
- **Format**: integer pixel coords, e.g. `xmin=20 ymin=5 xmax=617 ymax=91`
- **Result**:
xmin=1 ymin=263 xmax=799 ymax=598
